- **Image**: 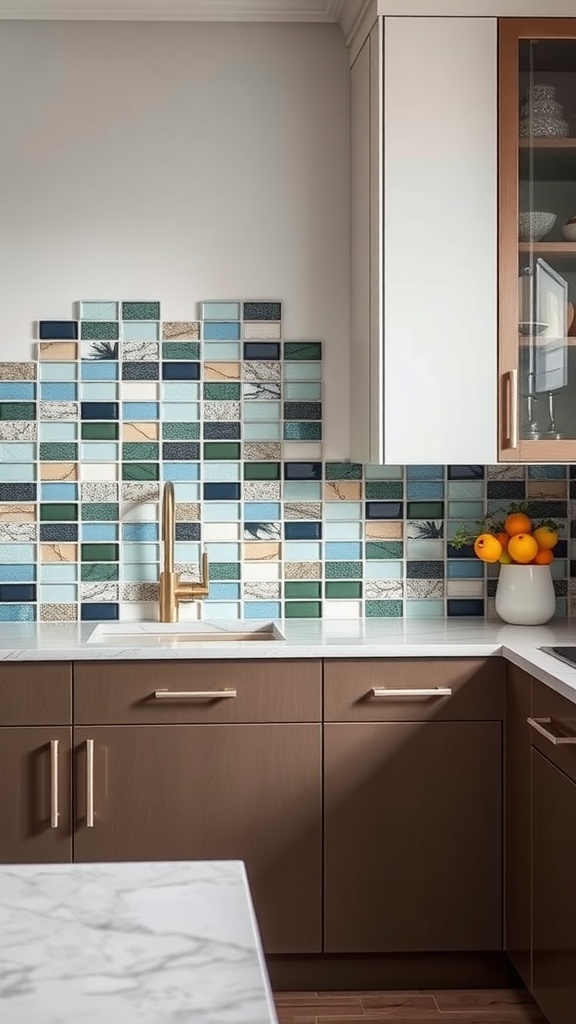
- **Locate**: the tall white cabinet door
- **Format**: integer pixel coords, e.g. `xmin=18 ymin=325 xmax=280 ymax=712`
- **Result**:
xmin=383 ymin=17 xmax=497 ymax=465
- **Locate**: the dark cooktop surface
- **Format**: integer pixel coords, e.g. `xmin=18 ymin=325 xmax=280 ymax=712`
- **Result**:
xmin=540 ymin=646 xmax=576 ymax=669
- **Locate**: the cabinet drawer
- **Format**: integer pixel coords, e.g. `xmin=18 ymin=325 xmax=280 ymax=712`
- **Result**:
xmin=74 ymin=660 xmax=321 ymax=724
xmin=0 ymin=663 xmax=71 ymax=726
xmin=531 ymin=678 xmax=576 ymax=785
xmin=324 ymin=658 xmax=505 ymax=722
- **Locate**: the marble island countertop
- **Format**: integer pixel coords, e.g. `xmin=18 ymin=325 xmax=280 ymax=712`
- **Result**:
xmin=0 ymin=860 xmax=277 ymax=1024
xmin=0 ymin=617 xmax=576 ymax=704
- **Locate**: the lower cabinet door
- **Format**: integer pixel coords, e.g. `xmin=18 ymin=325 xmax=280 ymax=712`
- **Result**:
xmin=532 ymin=749 xmax=576 ymax=1024
xmin=0 ymin=727 xmax=72 ymax=863
xmin=73 ymin=724 xmax=322 ymax=954
xmin=324 ymin=721 xmax=502 ymax=952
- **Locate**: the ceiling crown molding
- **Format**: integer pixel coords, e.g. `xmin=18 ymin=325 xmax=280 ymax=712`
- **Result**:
xmin=0 ymin=0 xmax=347 ymax=20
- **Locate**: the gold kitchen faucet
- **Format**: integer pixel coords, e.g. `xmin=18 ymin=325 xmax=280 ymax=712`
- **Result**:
xmin=158 ymin=480 xmax=209 ymax=622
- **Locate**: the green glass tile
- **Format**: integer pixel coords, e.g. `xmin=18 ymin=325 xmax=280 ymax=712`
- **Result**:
xmin=366 ymin=481 xmax=403 ymax=500
xmin=122 ymin=301 xmax=160 ymax=321
xmin=284 ymin=582 xmax=322 ymax=599
xmin=366 ymin=541 xmax=404 ymax=559
xmin=81 ymin=321 xmax=119 ymax=340
xmin=122 ymin=442 xmax=159 ymax=461
xmin=325 ymin=581 xmax=363 ymax=599
xmin=209 ymin=561 xmax=241 ymax=581
xmin=366 ymin=465 xmax=404 ymax=480
xmin=162 ymin=342 xmax=200 ymax=360
xmin=40 ymin=503 xmax=78 ymax=522
xmin=407 ymin=501 xmax=445 ymax=519
xmin=0 ymin=402 xmax=35 ymax=420
xmin=122 ymin=463 xmax=159 ymax=481
xmin=203 ymin=383 xmax=241 ymax=401
xmin=325 ymin=561 xmax=362 ymax=579
xmin=81 ymin=422 xmax=119 ymax=441
xmin=284 ymin=342 xmax=322 ymax=361
xmin=81 ymin=503 xmax=119 ymax=521
xmin=284 ymin=601 xmax=322 ymax=618
xmin=81 ymin=543 xmax=119 ymax=562
xmin=39 ymin=442 xmax=77 ymax=461
xmin=283 ymin=422 xmax=322 ymax=441
xmin=244 ymin=462 xmax=281 ymax=481
xmin=163 ymin=422 xmax=200 ymax=441
xmin=81 ymin=563 xmax=119 ymax=582
xmin=366 ymin=600 xmax=404 ymax=618
xmin=325 ymin=462 xmax=362 ymax=481
xmin=204 ymin=442 xmax=241 ymax=460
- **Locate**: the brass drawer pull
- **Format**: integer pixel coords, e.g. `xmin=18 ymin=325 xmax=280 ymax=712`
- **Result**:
xmin=528 ymin=717 xmax=576 ymax=746
xmin=154 ymin=689 xmax=237 ymax=701
xmin=86 ymin=739 xmax=95 ymax=828
xmin=50 ymin=739 xmax=59 ymax=829
xmin=370 ymin=687 xmax=452 ymax=698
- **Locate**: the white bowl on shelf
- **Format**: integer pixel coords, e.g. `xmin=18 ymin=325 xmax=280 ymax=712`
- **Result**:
xmin=561 ymin=219 xmax=576 ymax=242
xmin=519 ymin=211 xmax=556 ymax=242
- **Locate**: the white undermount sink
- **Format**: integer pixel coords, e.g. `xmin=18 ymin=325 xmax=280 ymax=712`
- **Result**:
xmin=87 ymin=622 xmax=285 ymax=646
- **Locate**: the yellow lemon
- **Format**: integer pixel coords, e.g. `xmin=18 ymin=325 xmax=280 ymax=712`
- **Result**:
xmin=508 ymin=533 xmax=539 ymax=564
xmin=474 ymin=533 xmax=503 ymax=563
xmin=499 ymin=549 xmax=513 ymax=564
xmin=533 ymin=525 xmax=558 ymax=551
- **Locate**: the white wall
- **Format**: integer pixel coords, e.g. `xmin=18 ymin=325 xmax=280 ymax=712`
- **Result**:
xmin=0 ymin=20 xmax=350 ymax=454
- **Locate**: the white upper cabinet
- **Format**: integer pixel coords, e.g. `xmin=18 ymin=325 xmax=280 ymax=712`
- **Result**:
xmin=350 ymin=16 xmax=498 ymax=465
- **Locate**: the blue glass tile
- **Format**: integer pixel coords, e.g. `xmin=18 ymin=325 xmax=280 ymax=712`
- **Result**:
xmin=202 ymin=503 xmax=241 ymax=522
xmin=284 ymin=522 xmax=322 ymax=540
xmin=365 ymin=560 xmax=403 ymax=579
xmin=324 ymin=522 xmax=362 ymax=541
xmin=40 ymin=362 xmax=77 ymax=383
xmin=81 ymin=301 xmax=118 ymax=321
xmin=200 ymin=602 xmax=240 ymax=620
xmin=81 ymin=402 xmax=118 ymax=420
xmin=405 ymin=600 xmax=445 ymax=619
xmin=122 ymin=321 xmax=160 ymax=341
xmin=40 ymin=423 xmax=76 ymax=442
xmin=39 ymin=321 xmax=78 ymax=340
xmin=204 ymin=483 xmax=241 ymax=501
xmin=162 ymin=383 xmax=200 ymax=402
xmin=173 ymin=483 xmax=201 ymax=502
xmin=203 ymin=342 xmax=241 ymax=360
xmin=162 ymin=362 xmax=200 ymax=381
xmin=0 ymin=443 xmax=36 ymax=463
xmin=325 ymin=541 xmax=362 ymax=560
xmin=122 ymin=523 xmax=159 ymax=542
xmin=205 ymin=543 xmax=240 ymax=561
xmin=244 ymin=402 xmax=281 ymax=422
xmin=81 ymin=603 xmax=119 ymax=621
xmin=407 ymin=481 xmax=444 ymax=500
xmin=121 ymin=543 xmax=159 ymax=563
xmin=203 ymin=322 xmax=241 ymax=341
xmin=40 ymin=564 xmax=77 ymax=583
xmin=244 ymin=502 xmax=281 ymax=520
xmin=39 ymin=585 xmax=77 ymax=603
xmin=207 ymin=583 xmax=241 ymax=600
xmin=406 ymin=465 xmax=443 ymax=480
xmin=244 ymin=602 xmax=282 ymax=619
xmin=447 ymin=599 xmax=484 ymax=616
xmin=529 ymin=465 xmax=567 ymax=479
xmin=284 ymin=462 xmax=322 ymax=481
xmin=162 ymin=463 xmax=201 ymax=482
xmin=122 ymin=564 xmax=158 ymax=583
xmin=82 ymin=523 xmax=118 ymax=542
xmin=0 ymin=586 xmax=36 ymax=604
xmin=447 ymin=560 xmax=484 ymax=579
xmin=81 ymin=361 xmax=119 ymax=380
xmin=284 ymin=542 xmax=321 ymax=561
xmin=0 ymin=484 xmax=36 ymax=502
xmin=243 ymin=423 xmax=281 ymax=441
xmin=0 ymin=383 xmax=35 ymax=400
xmin=283 ymin=482 xmax=322 ymax=500
xmin=324 ymin=502 xmax=363 ymax=521
xmin=40 ymin=382 xmax=77 ymax=402
xmin=448 ymin=500 xmax=485 ymax=519
xmin=284 ymin=382 xmax=322 ymax=401
xmin=81 ymin=443 xmax=118 ymax=462
xmin=447 ymin=481 xmax=484 ymax=500
xmin=283 ymin=362 xmax=322 ymax=382
xmin=122 ymin=402 xmax=159 ymax=420
xmin=81 ymin=382 xmax=118 ymax=402
xmin=41 ymin=483 xmax=78 ymax=501
xmin=162 ymin=403 xmax=200 ymax=422
xmin=202 ymin=301 xmax=241 ymax=320
xmin=0 ymin=604 xmax=35 ymax=622
xmin=448 ymin=465 xmax=485 ymax=480
xmin=366 ymin=502 xmax=403 ymax=519
xmin=0 ymin=564 xmax=36 ymax=582
xmin=203 ymin=464 xmax=241 ymax=484
xmin=447 ymin=543 xmax=475 ymax=559
xmin=0 ymin=464 xmax=35 ymax=483
xmin=243 ymin=342 xmax=280 ymax=360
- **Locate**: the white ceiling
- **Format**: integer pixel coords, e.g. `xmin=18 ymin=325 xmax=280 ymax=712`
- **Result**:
xmin=0 ymin=0 xmax=364 ymax=22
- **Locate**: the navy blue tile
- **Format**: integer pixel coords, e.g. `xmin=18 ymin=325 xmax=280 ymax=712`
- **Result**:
xmin=556 ymin=539 xmax=568 ymax=558
xmin=40 ymin=524 xmax=78 ymax=542
xmin=447 ymin=599 xmax=485 ymax=616
xmin=365 ymin=502 xmax=404 ymax=520
xmin=39 ymin=321 xmax=78 ymax=340
xmin=570 ymin=480 xmax=576 ymax=499
xmin=447 ymin=465 xmax=484 ymax=480
xmin=81 ymin=603 xmax=119 ymax=621
xmin=0 ymin=584 xmax=36 ymax=602
xmin=243 ymin=343 xmax=280 ymax=361
xmin=570 ymin=560 xmax=576 ymax=578
xmin=407 ymin=560 xmax=444 ymax=579
xmin=487 ymin=481 xmax=525 ymax=500
xmin=162 ymin=442 xmax=200 ymax=461
xmin=203 ymin=483 xmax=241 ymax=501
xmin=243 ymin=302 xmax=282 ymax=321
xmin=284 ymin=462 xmax=322 ymax=481
xmin=81 ymin=402 xmax=119 ymax=420
xmin=571 ymin=466 xmax=576 ymax=480
xmin=284 ymin=402 xmax=322 ymax=421
xmin=175 ymin=523 xmax=201 ymax=541
xmin=122 ymin=362 xmax=159 ymax=381
xmin=162 ymin=362 xmax=200 ymax=381
xmin=447 ymin=543 xmax=475 ymax=559
xmin=284 ymin=522 xmax=322 ymax=540
xmin=0 ymin=484 xmax=36 ymax=502
xmin=203 ymin=422 xmax=241 ymax=440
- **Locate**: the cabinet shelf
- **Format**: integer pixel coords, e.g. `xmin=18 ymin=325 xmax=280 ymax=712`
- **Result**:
xmin=519 ymin=137 xmax=576 ymax=179
xmin=518 ymin=242 xmax=576 ymax=267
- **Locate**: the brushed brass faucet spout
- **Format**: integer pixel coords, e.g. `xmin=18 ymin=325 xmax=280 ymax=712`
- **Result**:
xmin=159 ymin=481 xmax=209 ymax=622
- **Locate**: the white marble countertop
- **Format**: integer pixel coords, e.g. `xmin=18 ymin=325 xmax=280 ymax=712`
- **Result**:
xmin=0 ymin=860 xmax=277 ymax=1024
xmin=1 ymin=617 xmax=576 ymax=704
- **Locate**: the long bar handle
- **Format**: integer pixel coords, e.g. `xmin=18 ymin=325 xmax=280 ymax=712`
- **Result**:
xmin=154 ymin=689 xmax=237 ymax=700
xmin=504 ymin=369 xmax=518 ymax=450
xmin=49 ymin=739 xmax=59 ymax=829
xmin=86 ymin=739 xmax=94 ymax=828
xmin=528 ymin=716 xmax=576 ymax=746
xmin=370 ymin=687 xmax=452 ymax=699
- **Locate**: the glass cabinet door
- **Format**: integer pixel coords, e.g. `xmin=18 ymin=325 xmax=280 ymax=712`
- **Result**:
xmin=500 ymin=20 xmax=576 ymax=461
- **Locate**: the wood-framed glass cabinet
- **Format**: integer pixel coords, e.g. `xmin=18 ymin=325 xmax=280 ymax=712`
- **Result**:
xmin=500 ymin=19 xmax=576 ymax=461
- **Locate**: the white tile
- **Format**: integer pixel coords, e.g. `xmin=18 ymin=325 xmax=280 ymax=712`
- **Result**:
xmin=242 ymin=562 xmax=281 ymax=581
xmin=175 ymin=603 xmax=201 ymax=622
xmin=283 ymin=442 xmax=323 ymax=460
xmin=121 ymin=382 xmax=159 ymax=400
xmin=447 ymin=579 xmax=484 ymax=598
xmin=203 ymin=523 xmax=241 ymax=541
xmin=323 ymin=600 xmax=363 ymax=619
xmin=119 ymin=602 xmax=157 ymax=621
xmin=81 ymin=462 xmax=118 ymax=481
xmin=122 ymin=502 xmax=159 ymax=522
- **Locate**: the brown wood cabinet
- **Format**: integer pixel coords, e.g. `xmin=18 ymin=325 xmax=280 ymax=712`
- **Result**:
xmin=504 ymin=664 xmax=532 ymax=989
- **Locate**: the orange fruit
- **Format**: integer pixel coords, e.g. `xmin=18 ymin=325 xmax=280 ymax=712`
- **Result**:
xmin=533 ymin=548 xmax=554 ymax=565
xmin=499 ymin=549 xmax=513 ymax=564
xmin=508 ymin=533 xmax=539 ymax=564
xmin=533 ymin=525 xmax=558 ymax=551
xmin=505 ymin=512 xmax=532 ymax=536
xmin=474 ymin=533 xmax=503 ymax=563
xmin=496 ymin=531 xmax=510 ymax=549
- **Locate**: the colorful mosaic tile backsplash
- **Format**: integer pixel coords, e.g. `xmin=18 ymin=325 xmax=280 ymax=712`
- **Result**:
xmin=0 ymin=298 xmax=574 ymax=623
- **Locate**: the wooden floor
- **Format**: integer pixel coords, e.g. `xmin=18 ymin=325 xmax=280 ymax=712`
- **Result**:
xmin=274 ymin=989 xmax=547 ymax=1024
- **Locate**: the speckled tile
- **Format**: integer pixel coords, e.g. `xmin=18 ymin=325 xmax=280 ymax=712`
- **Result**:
xmin=40 ymin=603 xmax=77 ymax=622
xmin=243 ymin=481 xmax=281 ymax=501
xmin=243 ymin=322 xmax=281 ymax=340
xmin=122 ymin=362 xmax=159 ymax=381
xmin=284 ymin=502 xmax=322 ymax=520
xmin=283 ymin=560 xmax=321 ymax=580
xmin=0 ymin=422 xmax=37 ymax=441
xmin=162 ymin=322 xmax=200 ymax=340
xmin=0 ymin=363 xmax=36 ymax=381
xmin=242 ymin=442 xmax=281 ymax=461
xmin=243 ymin=580 xmax=280 ymax=599
xmin=175 ymin=502 xmax=200 ymax=522
xmin=203 ymin=401 xmax=241 ymax=421
xmin=121 ymin=581 xmax=160 ymax=602
xmin=39 ymin=401 xmax=78 ymax=421
xmin=406 ymin=578 xmax=445 ymax=599
xmin=122 ymin=302 xmax=160 ymax=321
xmin=243 ymin=362 xmax=281 ymax=383
xmin=121 ymin=482 xmax=161 ymax=503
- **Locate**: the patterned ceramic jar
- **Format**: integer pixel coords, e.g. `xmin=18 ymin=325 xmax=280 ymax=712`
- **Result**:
xmin=520 ymin=99 xmax=563 ymax=119
xmin=519 ymin=115 xmax=569 ymax=137
xmin=529 ymin=84 xmax=556 ymax=102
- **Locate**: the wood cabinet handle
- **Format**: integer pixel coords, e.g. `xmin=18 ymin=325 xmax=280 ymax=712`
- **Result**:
xmin=370 ymin=687 xmax=452 ymax=699
xmin=528 ymin=717 xmax=576 ymax=746
xmin=86 ymin=739 xmax=95 ymax=828
xmin=503 ymin=369 xmax=518 ymax=450
xmin=153 ymin=689 xmax=237 ymax=701
xmin=50 ymin=739 xmax=59 ymax=829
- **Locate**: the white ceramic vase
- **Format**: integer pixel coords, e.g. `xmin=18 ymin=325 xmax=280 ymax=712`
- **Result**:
xmin=495 ymin=564 xmax=556 ymax=625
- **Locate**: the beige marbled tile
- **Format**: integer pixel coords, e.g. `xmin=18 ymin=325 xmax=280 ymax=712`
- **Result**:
xmin=527 ymin=479 xmax=567 ymax=499
xmin=175 ymin=502 xmax=200 ymax=522
xmin=243 ymin=542 xmax=281 ymax=562
xmin=284 ymin=502 xmax=322 ymax=520
xmin=204 ymin=362 xmax=241 ymax=381
xmin=243 ymin=581 xmax=281 ymax=600
xmin=41 ymin=543 xmax=77 ymax=563
xmin=324 ymin=481 xmax=362 ymax=501
xmin=284 ymin=561 xmax=321 ymax=580
xmin=243 ymin=322 xmax=281 ymax=340
xmin=40 ymin=462 xmax=77 ymax=481
xmin=0 ymin=503 xmax=36 ymax=522
xmin=162 ymin=321 xmax=200 ymax=340
xmin=40 ymin=603 xmax=77 ymax=622
xmin=122 ymin=421 xmax=159 ymax=441
xmin=39 ymin=341 xmax=77 ymax=361
xmin=366 ymin=521 xmax=403 ymax=540
xmin=0 ymin=362 xmax=36 ymax=381
xmin=243 ymin=442 xmax=282 ymax=461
